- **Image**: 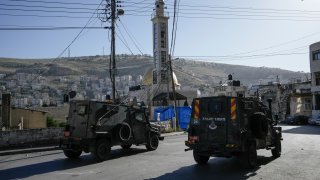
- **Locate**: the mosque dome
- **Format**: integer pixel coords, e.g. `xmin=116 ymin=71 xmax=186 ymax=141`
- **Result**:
xmin=142 ymin=68 xmax=181 ymax=87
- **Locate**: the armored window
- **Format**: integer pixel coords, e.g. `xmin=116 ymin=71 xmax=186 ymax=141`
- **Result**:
xmin=207 ymin=101 xmax=223 ymax=114
xmin=77 ymin=105 xmax=87 ymax=115
xmin=135 ymin=112 xmax=145 ymax=122
xmin=244 ymin=101 xmax=254 ymax=109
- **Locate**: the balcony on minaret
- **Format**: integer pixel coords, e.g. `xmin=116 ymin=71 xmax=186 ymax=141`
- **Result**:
xmin=151 ymin=0 xmax=169 ymax=19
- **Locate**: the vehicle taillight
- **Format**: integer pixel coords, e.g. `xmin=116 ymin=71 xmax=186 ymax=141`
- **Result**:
xmin=188 ymin=136 xmax=198 ymax=143
xmin=64 ymin=131 xmax=70 ymax=137
xmin=63 ymin=124 xmax=70 ymax=137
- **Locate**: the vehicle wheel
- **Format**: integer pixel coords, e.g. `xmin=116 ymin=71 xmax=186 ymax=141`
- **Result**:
xmin=146 ymin=133 xmax=159 ymax=151
xmin=121 ymin=144 xmax=132 ymax=150
xmin=241 ymin=142 xmax=257 ymax=169
xmin=193 ymin=151 xmax=210 ymax=165
xmin=272 ymin=137 xmax=281 ymax=158
xmin=93 ymin=139 xmax=111 ymax=162
xmin=63 ymin=149 xmax=82 ymax=159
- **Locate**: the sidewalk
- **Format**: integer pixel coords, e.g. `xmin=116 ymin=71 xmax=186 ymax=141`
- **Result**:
xmin=0 ymin=146 xmax=60 ymax=156
xmin=161 ymin=131 xmax=186 ymax=137
xmin=0 ymin=131 xmax=185 ymax=156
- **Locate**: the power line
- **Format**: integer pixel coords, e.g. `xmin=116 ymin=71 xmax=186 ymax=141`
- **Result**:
xmin=118 ymin=19 xmax=144 ymax=55
xmin=0 ymin=13 xmax=92 ymax=19
xmin=175 ymin=52 xmax=307 ymax=62
xmin=224 ymin=32 xmax=320 ymax=57
xmin=0 ymin=27 xmax=105 ymax=30
xmin=125 ymin=13 xmax=320 ymax=22
xmin=4 ymin=0 xmax=100 ymax=6
xmin=0 ymin=3 xmax=97 ymax=11
xmin=30 ymin=0 xmax=104 ymax=82
xmin=0 ymin=7 xmax=96 ymax=14
xmin=115 ymin=23 xmax=134 ymax=55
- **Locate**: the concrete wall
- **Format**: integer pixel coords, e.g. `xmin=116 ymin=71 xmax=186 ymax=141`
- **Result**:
xmin=290 ymin=96 xmax=312 ymax=117
xmin=11 ymin=108 xmax=48 ymax=129
xmin=0 ymin=128 xmax=63 ymax=148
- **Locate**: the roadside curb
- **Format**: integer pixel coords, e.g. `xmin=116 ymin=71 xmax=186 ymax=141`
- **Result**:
xmin=0 ymin=132 xmax=186 ymax=156
xmin=161 ymin=131 xmax=185 ymax=137
xmin=0 ymin=146 xmax=60 ymax=156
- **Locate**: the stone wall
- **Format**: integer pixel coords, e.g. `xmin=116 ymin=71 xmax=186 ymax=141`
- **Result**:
xmin=0 ymin=128 xmax=63 ymax=148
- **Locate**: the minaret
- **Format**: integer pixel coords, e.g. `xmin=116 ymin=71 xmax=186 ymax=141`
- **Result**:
xmin=151 ymin=0 xmax=169 ymax=87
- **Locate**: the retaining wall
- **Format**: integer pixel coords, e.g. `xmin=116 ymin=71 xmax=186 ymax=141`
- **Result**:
xmin=0 ymin=128 xmax=63 ymax=148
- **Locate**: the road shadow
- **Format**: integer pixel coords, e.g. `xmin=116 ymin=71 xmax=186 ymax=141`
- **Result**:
xmin=0 ymin=147 xmax=148 ymax=179
xmin=282 ymin=125 xmax=320 ymax=135
xmin=150 ymin=155 xmax=275 ymax=180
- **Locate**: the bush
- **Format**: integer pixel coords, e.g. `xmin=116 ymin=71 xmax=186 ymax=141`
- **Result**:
xmin=47 ymin=116 xmax=59 ymax=127
xmin=59 ymin=122 xmax=67 ymax=128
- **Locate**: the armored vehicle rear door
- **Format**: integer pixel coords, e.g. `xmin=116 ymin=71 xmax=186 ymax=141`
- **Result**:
xmin=197 ymin=97 xmax=228 ymax=145
xmin=131 ymin=110 xmax=147 ymax=143
xmin=68 ymin=101 xmax=90 ymax=138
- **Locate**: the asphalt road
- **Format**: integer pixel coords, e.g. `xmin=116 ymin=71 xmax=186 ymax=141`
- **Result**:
xmin=1 ymin=125 xmax=320 ymax=180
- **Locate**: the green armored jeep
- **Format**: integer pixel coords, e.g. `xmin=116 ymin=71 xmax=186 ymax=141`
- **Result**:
xmin=185 ymin=96 xmax=282 ymax=168
xmin=60 ymin=100 xmax=163 ymax=162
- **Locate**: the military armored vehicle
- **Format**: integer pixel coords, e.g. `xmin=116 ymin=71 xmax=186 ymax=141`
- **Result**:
xmin=185 ymin=96 xmax=282 ymax=168
xmin=60 ymin=100 xmax=163 ymax=162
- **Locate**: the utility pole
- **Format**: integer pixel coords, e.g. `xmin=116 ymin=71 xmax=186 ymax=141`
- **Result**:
xmin=169 ymin=55 xmax=179 ymax=130
xmin=111 ymin=0 xmax=116 ymax=102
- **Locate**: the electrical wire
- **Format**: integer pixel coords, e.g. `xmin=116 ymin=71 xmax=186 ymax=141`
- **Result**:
xmin=30 ymin=0 xmax=104 ymax=82
xmin=4 ymin=0 xmax=100 ymax=6
xmin=115 ymin=23 xmax=134 ymax=55
xmin=0 ymin=7 xmax=96 ymax=14
xmin=0 ymin=3 xmax=97 ymax=11
xmin=0 ymin=27 xmax=104 ymax=30
xmin=118 ymin=19 xmax=144 ymax=55
xmin=0 ymin=13 xmax=92 ymax=19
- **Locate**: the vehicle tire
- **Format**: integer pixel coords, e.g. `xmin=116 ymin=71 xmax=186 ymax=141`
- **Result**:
xmin=272 ymin=137 xmax=281 ymax=158
xmin=250 ymin=112 xmax=268 ymax=139
xmin=63 ymin=149 xmax=82 ymax=159
xmin=93 ymin=139 xmax=111 ymax=162
xmin=121 ymin=144 xmax=132 ymax=150
xmin=146 ymin=133 xmax=159 ymax=151
xmin=240 ymin=142 xmax=257 ymax=169
xmin=193 ymin=151 xmax=210 ymax=165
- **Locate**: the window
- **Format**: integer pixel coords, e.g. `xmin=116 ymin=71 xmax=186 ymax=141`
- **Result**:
xmin=315 ymin=72 xmax=320 ymax=86
xmin=304 ymin=98 xmax=312 ymax=110
xmin=208 ymin=101 xmax=224 ymax=114
xmin=160 ymin=70 xmax=167 ymax=83
xmin=313 ymin=51 xmax=320 ymax=60
xmin=161 ymin=51 xmax=167 ymax=67
xmin=153 ymin=23 xmax=158 ymax=49
xmin=160 ymin=23 xmax=166 ymax=48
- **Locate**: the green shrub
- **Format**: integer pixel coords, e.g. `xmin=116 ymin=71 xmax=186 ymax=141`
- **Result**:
xmin=47 ymin=116 xmax=58 ymax=127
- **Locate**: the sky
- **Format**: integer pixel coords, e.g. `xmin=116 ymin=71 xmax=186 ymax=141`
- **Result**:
xmin=1 ymin=0 xmax=320 ymax=72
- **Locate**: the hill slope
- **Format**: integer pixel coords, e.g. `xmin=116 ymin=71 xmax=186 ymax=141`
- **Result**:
xmin=0 ymin=55 xmax=307 ymax=88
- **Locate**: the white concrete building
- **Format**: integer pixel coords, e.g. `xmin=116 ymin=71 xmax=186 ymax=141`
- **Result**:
xmin=310 ymin=41 xmax=320 ymax=116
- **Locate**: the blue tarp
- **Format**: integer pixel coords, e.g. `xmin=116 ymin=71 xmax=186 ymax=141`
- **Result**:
xmin=153 ymin=106 xmax=192 ymax=130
